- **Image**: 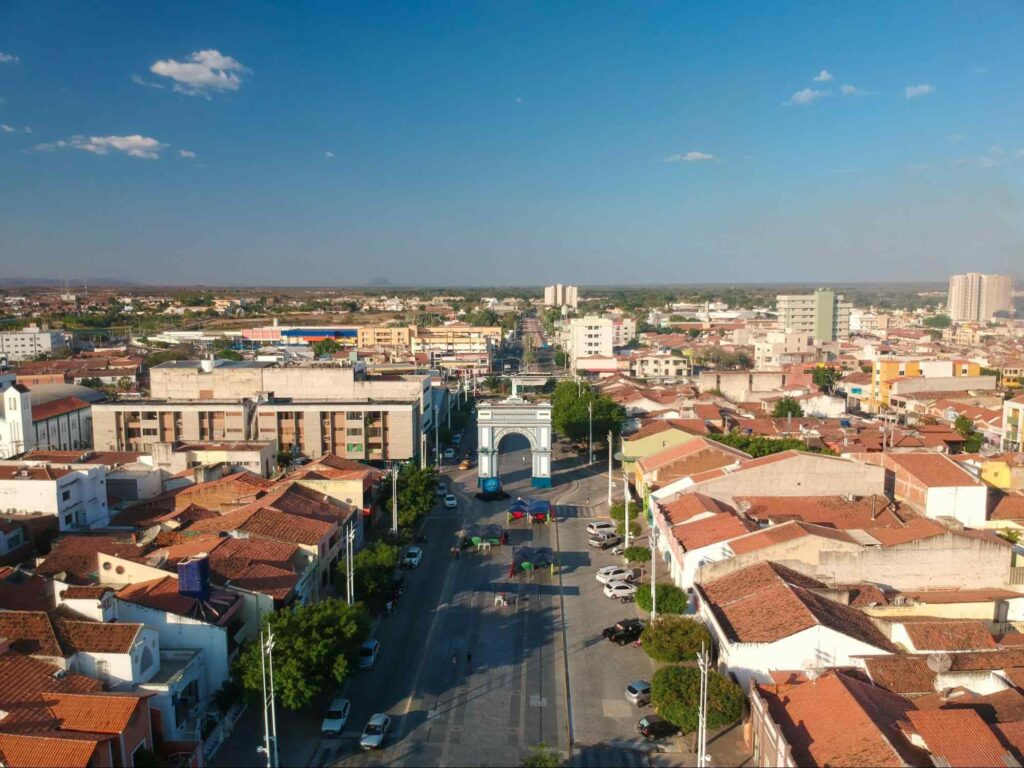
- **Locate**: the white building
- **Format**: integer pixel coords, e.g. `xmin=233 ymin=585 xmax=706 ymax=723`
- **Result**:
xmin=0 ymin=324 xmax=68 ymax=362
xmin=776 ymin=289 xmax=852 ymax=342
xmin=543 ymin=284 xmax=579 ymax=309
xmin=0 ymin=376 xmax=33 ymax=458
xmin=607 ymin=315 xmax=637 ymax=347
xmin=566 ymin=315 xmax=613 ymax=373
xmin=628 ymin=351 xmax=690 ymax=381
xmin=754 ymin=331 xmax=814 ymax=371
xmin=0 ymin=460 xmax=111 ymax=531
xmin=947 ymin=273 xmax=1015 ymax=322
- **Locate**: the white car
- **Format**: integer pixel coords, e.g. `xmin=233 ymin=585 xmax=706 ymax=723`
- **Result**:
xmin=596 ymin=564 xmax=625 ymax=578
xmin=357 ymin=639 xmax=381 ymax=670
xmin=360 ymin=713 xmax=391 ymax=750
xmin=401 ymin=546 xmax=423 ymax=569
xmin=444 ymin=493 xmax=458 ymax=509
xmin=604 ymin=581 xmax=638 ymax=600
xmin=443 ymin=447 xmax=456 ymax=460
xmin=320 ymin=697 xmax=350 ymax=735
xmin=587 ymin=521 xmax=616 ymax=536
xmin=596 ymin=567 xmax=632 ymax=585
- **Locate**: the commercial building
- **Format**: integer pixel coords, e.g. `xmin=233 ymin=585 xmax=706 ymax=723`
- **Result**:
xmin=776 ymin=289 xmax=852 ymax=342
xmin=857 ymin=357 xmax=989 ymax=414
xmin=92 ymin=359 xmax=429 ymax=463
xmin=410 ymin=323 xmax=502 ymax=359
xmin=543 ymin=284 xmax=579 ymax=309
xmin=0 ymin=325 xmax=67 ymax=363
xmin=947 ymin=273 xmax=1015 ymax=322
xmin=565 ymin=315 xmax=613 ymax=373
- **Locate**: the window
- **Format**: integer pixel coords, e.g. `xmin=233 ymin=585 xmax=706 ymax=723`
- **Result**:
xmin=62 ymin=489 xmax=71 ymax=501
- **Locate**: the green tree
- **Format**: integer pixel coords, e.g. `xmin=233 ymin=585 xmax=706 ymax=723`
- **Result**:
xmin=923 ymin=314 xmax=952 ymax=329
xmin=953 ymin=414 xmax=974 ymax=438
xmin=811 ymin=367 xmax=842 ymax=393
xmin=378 ymin=465 xmax=439 ymax=530
xmin=215 ymin=349 xmax=243 ymax=361
xmin=772 ymin=397 xmax=804 ymax=418
xmin=553 ymin=350 xmax=567 ymax=368
xmin=651 ymin=665 xmax=744 ymax=734
xmin=708 ymin=433 xmax=822 ymax=458
xmin=622 ymin=546 xmax=651 ymax=563
xmin=522 ymin=743 xmax=561 ymax=768
xmin=347 ymin=541 xmax=400 ymax=604
xmin=550 ymin=381 xmax=626 ymax=444
xmin=79 ymin=377 xmax=104 ymax=389
xmin=640 ymin=616 xmax=713 ymax=663
xmin=236 ymin=599 xmax=370 ymax=710
xmin=312 ymin=339 xmax=341 ymax=358
xmin=635 ymin=583 xmax=689 ymax=614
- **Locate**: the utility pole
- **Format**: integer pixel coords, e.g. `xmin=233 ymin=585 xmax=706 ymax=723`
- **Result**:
xmin=258 ymin=629 xmax=279 ymax=768
xmin=650 ymin=525 xmax=658 ymax=620
xmin=623 ymin=466 xmax=631 ymax=548
xmin=588 ymin=399 xmax=594 ymax=466
xmin=696 ymin=643 xmax=711 ymax=766
xmin=435 ymin=402 xmax=440 ymax=468
xmin=391 ymin=463 xmax=399 ymax=536
xmin=345 ymin=521 xmax=356 ymax=604
xmin=607 ymin=430 xmax=614 ymax=505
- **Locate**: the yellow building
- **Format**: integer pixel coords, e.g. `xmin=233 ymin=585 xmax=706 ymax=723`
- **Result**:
xmin=621 ymin=420 xmax=702 ymax=478
xmin=357 ymin=325 xmax=414 ymax=351
xmin=866 ymin=358 xmax=982 ymax=413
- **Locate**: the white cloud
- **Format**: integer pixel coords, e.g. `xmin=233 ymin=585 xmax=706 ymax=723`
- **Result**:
xmin=905 ymin=84 xmax=934 ymax=99
xmin=946 ymin=133 xmax=964 ymax=141
xmin=784 ymin=88 xmax=829 ymax=106
xmin=324 ymin=151 xmax=335 ymax=158
xmin=839 ymin=84 xmax=859 ymax=95
xmin=813 ymin=70 xmax=833 ymax=82
xmin=38 ymin=134 xmax=166 ymax=159
xmin=0 ymin=52 xmax=18 ymax=64
xmin=1 ymin=124 xmax=31 ymax=134
xmin=150 ymin=49 xmax=248 ymax=96
xmin=664 ymin=151 xmax=715 ymax=163
xmin=178 ymin=149 xmax=197 ymax=159
xmin=131 ymin=73 xmax=165 ymax=89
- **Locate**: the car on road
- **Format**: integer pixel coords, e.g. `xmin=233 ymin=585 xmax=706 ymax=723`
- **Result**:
xmin=589 ymin=533 xmax=623 ymax=550
xmin=360 ymin=714 xmax=391 ymax=750
xmin=602 ymin=619 xmax=645 ymax=645
xmin=459 ymin=459 xmax=472 ymax=470
xmin=436 ymin=482 xmax=447 ymax=496
xmin=637 ymin=714 xmax=679 ymax=740
xmin=444 ymin=493 xmax=458 ymax=509
xmin=604 ymin=581 xmax=638 ymax=600
xmin=587 ymin=521 xmax=616 ymax=536
xmin=401 ymin=546 xmax=423 ymax=569
xmin=626 ymin=679 xmax=652 ymax=706
xmin=357 ymin=639 xmax=381 ymax=670
xmin=596 ymin=566 xmax=632 ymax=584
xmin=443 ymin=447 xmax=456 ymax=460
xmin=321 ymin=697 xmax=351 ymax=736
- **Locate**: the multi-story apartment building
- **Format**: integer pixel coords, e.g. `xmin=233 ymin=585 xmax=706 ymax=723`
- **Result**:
xmin=629 ymin=352 xmax=690 ymax=381
xmin=754 ymin=331 xmax=814 ymax=371
xmin=858 ymin=357 xmax=989 ymax=414
xmin=0 ymin=324 xmax=68 ymax=362
xmin=357 ymin=325 xmax=415 ymax=351
xmin=607 ymin=315 xmax=637 ymax=347
xmin=543 ymin=284 xmax=579 ymax=309
xmin=566 ymin=315 xmax=613 ymax=372
xmin=410 ymin=323 xmax=502 ymax=359
xmin=92 ymin=359 xmax=429 ymax=462
xmin=947 ymin=273 xmax=1015 ymax=322
xmin=0 ymin=460 xmax=111 ymax=531
xmin=775 ymin=289 xmax=852 ymax=342
xmin=1004 ymin=396 xmax=1024 ymax=452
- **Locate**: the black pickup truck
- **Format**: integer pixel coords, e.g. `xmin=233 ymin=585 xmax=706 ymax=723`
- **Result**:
xmin=602 ymin=618 xmax=645 ymax=646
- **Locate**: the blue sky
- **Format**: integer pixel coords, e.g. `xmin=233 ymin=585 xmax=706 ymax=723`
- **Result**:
xmin=1 ymin=1 xmax=1022 ymax=286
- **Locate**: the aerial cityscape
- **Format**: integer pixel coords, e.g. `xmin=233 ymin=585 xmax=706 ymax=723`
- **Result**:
xmin=2 ymin=3 xmax=1024 ymax=768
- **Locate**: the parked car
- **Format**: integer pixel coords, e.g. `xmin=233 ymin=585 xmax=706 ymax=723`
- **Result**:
xmin=444 ymin=493 xmax=458 ymax=509
xmin=587 ymin=521 xmax=616 ymax=536
xmin=443 ymin=447 xmax=456 ymax=460
xmin=637 ymin=714 xmax=678 ymax=740
xmin=589 ymin=533 xmax=623 ymax=550
xmin=357 ymin=639 xmax=381 ymax=670
xmin=603 ymin=581 xmax=638 ymax=600
xmin=596 ymin=567 xmax=632 ymax=584
xmin=602 ymin=619 xmax=645 ymax=645
xmin=360 ymin=714 xmax=391 ymax=749
xmin=436 ymin=482 xmax=447 ymax=497
xmin=401 ymin=546 xmax=423 ymax=569
xmin=452 ymin=432 xmax=463 ymax=445
xmin=625 ymin=680 xmax=652 ymax=706
xmin=321 ymin=697 xmax=351 ymax=735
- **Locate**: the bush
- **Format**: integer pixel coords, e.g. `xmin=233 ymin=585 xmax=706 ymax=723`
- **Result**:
xmin=651 ymin=665 xmax=744 ymax=734
xmin=522 ymin=743 xmax=561 ymax=767
xmin=347 ymin=541 xmax=400 ymax=605
xmin=635 ymin=583 xmax=689 ymax=614
xmin=616 ymin=518 xmax=641 ymax=538
xmin=641 ymin=616 xmax=712 ymax=662
xmin=623 ymin=546 xmax=651 ymax=563
xmin=608 ymin=502 xmax=625 ymax=522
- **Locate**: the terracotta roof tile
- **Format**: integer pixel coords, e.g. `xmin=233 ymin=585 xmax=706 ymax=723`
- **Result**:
xmin=0 ymin=650 xmax=103 ymax=729
xmin=887 ymin=452 xmax=983 ymax=488
xmin=672 ymin=513 xmax=754 ymax=551
xmin=0 ymin=732 xmax=108 ymax=768
xmin=37 ymin=535 xmax=142 ymax=585
xmin=30 ymin=397 xmax=91 ymax=422
xmin=727 ymin=521 xmax=859 ymax=555
xmin=0 ymin=611 xmax=64 ymax=657
xmin=660 ymin=493 xmax=731 ymax=526
xmin=116 ymin=575 xmax=240 ymax=623
xmin=993 ymin=721 xmax=1024 ymax=762
xmin=862 ymin=655 xmax=936 ymax=696
xmin=734 ymin=494 xmax=903 ymax=530
xmin=906 ymin=709 xmax=1012 ymax=768
xmin=40 ymin=691 xmax=148 ymax=734
xmin=52 ymin=616 xmax=142 ymax=654
xmin=899 ymin=620 xmax=998 ymax=652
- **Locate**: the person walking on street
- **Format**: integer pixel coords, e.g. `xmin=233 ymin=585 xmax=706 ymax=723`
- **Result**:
xmin=466 ymin=652 xmax=473 ymax=669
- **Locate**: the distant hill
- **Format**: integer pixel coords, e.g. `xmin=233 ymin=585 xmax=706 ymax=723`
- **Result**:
xmin=366 ymin=277 xmax=395 ymax=287
xmin=0 ymin=277 xmax=138 ymax=288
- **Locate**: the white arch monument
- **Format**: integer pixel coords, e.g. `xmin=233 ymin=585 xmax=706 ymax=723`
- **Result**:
xmin=477 ymin=397 xmax=552 ymax=489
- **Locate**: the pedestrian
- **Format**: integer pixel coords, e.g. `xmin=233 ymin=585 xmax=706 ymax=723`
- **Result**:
xmin=451 ymin=653 xmax=458 ymax=666
xmin=455 ymin=548 xmax=460 ymax=560
xmin=466 ymin=652 xmax=473 ymax=668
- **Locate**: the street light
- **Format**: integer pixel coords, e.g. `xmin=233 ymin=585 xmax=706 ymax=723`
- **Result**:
xmin=390 ymin=462 xmax=399 ymax=536
xmin=650 ymin=524 xmax=659 ymax=620
xmin=588 ymin=400 xmax=593 ymax=466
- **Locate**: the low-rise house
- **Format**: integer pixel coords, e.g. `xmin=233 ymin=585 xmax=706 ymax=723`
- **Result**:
xmin=905 ymin=709 xmax=1019 ymax=768
xmin=0 ymin=461 xmax=111 ymax=532
xmin=695 ymin=561 xmax=897 ymax=688
xmin=636 ymin=437 xmax=749 ymax=496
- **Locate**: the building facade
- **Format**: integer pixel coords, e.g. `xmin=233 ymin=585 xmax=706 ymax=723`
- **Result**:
xmin=776 ymin=289 xmax=852 ymax=342
xmin=0 ymin=325 xmax=67 ymax=362
xmin=947 ymin=273 xmax=1015 ymax=322
xmin=543 ymin=284 xmax=579 ymax=309
xmin=566 ymin=315 xmax=613 ymax=372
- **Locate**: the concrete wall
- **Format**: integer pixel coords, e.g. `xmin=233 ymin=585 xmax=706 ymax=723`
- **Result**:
xmin=926 ymin=485 xmax=988 ymax=527
xmin=698 ymin=371 xmax=787 ymax=401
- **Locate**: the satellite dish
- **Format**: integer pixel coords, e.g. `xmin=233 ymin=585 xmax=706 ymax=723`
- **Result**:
xmin=927 ymin=652 xmax=952 ymax=674
xmin=802 ymin=658 xmax=822 ymax=682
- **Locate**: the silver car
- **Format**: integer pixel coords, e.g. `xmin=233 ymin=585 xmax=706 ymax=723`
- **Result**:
xmin=626 ymin=679 xmax=652 ymax=706
xmin=360 ymin=713 xmax=391 ymax=749
xmin=357 ymin=638 xmax=381 ymax=670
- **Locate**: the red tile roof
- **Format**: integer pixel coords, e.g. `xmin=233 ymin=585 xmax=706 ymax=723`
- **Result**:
xmin=36 ymin=535 xmax=142 ymax=585
xmin=671 ymin=513 xmax=754 ymax=551
xmin=990 ymin=493 xmax=1024 ymax=522
xmin=0 ymin=732 xmax=109 ymax=768
xmin=906 ymin=709 xmax=1012 ymax=768
xmin=886 ymin=452 xmax=982 ymax=488
xmin=0 ymin=650 xmax=103 ymax=729
xmin=862 ymin=655 xmax=936 ymax=696
xmin=116 ymin=575 xmax=239 ymax=623
xmin=727 ymin=521 xmax=859 ymax=555
xmin=40 ymin=691 xmax=149 ymax=734
xmin=734 ymin=495 xmax=904 ymax=530
xmin=756 ymin=670 xmax=919 ymax=767
xmin=900 ymin=620 xmax=997 ymax=652
xmin=30 ymin=397 xmax=92 ymax=422
xmin=660 ymin=493 xmax=731 ymax=526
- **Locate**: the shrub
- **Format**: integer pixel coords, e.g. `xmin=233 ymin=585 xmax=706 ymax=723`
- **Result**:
xmin=635 ymin=583 xmax=689 ymax=614
xmin=641 ymin=616 xmax=712 ymax=662
xmin=616 ymin=518 xmax=641 ymax=538
xmin=622 ymin=546 xmax=651 ymax=563
xmin=651 ymin=665 xmax=744 ymax=733
xmin=608 ymin=502 xmax=625 ymax=522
